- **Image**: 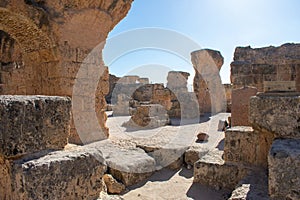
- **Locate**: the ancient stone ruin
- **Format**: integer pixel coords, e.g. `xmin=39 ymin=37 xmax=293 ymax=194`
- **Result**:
xmin=0 ymin=1 xmax=299 ymax=199
xmin=231 ymin=43 xmax=300 ymax=126
xmin=191 ymin=49 xmax=226 ymax=115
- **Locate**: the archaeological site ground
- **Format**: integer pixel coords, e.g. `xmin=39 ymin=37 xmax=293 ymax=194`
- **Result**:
xmin=0 ymin=1 xmax=299 ymax=200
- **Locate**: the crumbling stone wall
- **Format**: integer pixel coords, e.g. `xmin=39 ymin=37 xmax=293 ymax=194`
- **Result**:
xmin=191 ymin=49 xmax=226 ymax=114
xmin=0 ymin=0 xmax=133 ymax=144
xmin=231 ymin=43 xmax=300 ymax=91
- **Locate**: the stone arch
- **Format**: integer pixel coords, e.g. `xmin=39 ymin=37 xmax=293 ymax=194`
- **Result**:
xmin=0 ymin=8 xmax=57 ymax=95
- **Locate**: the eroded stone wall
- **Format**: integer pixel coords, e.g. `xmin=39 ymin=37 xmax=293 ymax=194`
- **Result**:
xmin=0 ymin=0 xmax=133 ymax=144
xmin=231 ymin=43 xmax=300 ymax=91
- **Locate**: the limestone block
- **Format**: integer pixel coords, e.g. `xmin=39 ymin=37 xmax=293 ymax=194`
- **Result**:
xmin=193 ymin=149 xmax=249 ymax=190
xmin=224 ymin=126 xmax=274 ymax=168
xmin=249 ymin=93 xmax=300 ymax=139
xmin=167 ymin=71 xmax=190 ymax=91
xmin=103 ymin=174 xmax=125 ymax=194
xmin=88 ymin=141 xmax=156 ymax=187
xmin=264 ymin=81 xmax=296 ymax=92
xmin=268 ymin=139 xmax=300 ymax=200
xmin=231 ymin=86 xmax=258 ymax=126
xmin=0 ymin=146 xmax=107 ymax=200
xmin=124 ymin=104 xmax=169 ymax=128
xmin=0 ymin=95 xmax=71 ymax=158
xmin=184 ymin=146 xmax=209 ymax=166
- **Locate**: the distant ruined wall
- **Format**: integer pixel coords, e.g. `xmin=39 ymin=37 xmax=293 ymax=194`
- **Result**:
xmin=231 ymin=43 xmax=300 ymax=91
xmin=0 ymin=0 xmax=133 ymax=143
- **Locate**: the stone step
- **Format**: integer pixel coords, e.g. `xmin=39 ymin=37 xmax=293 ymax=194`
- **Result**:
xmin=87 ymin=140 xmax=156 ymax=187
xmin=229 ymin=170 xmax=270 ymax=200
xmin=193 ymin=149 xmax=250 ymax=190
xmin=0 ymin=145 xmax=106 ymax=200
xmin=224 ymin=126 xmax=272 ymax=168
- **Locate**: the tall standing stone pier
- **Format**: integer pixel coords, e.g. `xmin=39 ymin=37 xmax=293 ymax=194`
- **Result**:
xmin=191 ymin=49 xmax=226 ymax=114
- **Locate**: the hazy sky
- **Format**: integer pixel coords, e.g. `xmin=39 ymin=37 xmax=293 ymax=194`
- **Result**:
xmin=103 ymin=0 xmax=300 ymax=84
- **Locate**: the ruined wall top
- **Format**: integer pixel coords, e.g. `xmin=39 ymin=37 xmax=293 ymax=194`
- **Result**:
xmin=233 ymin=43 xmax=300 ymax=65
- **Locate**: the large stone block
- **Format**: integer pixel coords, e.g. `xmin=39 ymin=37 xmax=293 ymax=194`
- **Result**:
xmin=88 ymin=141 xmax=156 ymax=187
xmin=249 ymin=93 xmax=300 ymax=139
xmin=224 ymin=126 xmax=273 ymax=168
xmin=0 ymin=145 xmax=107 ymax=200
xmin=268 ymin=139 xmax=300 ymax=200
xmin=193 ymin=149 xmax=249 ymax=190
xmin=231 ymin=87 xmax=258 ymax=126
xmin=0 ymin=95 xmax=71 ymax=158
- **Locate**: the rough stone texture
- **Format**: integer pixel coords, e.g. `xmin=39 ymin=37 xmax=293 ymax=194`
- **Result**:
xmin=229 ymin=170 xmax=270 ymax=200
xmin=87 ymin=140 xmax=156 ymax=187
xmin=138 ymin=77 xmax=149 ymax=84
xmin=0 ymin=95 xmax=71 ymax=158
xmin=231 ymin=86 xmax=258 ymax=126
xmin=224 ymin=84 xmax=232 ymax=112
xmin=106 ymin=74 xmax=120 ymax=104
xmin=193 ymin=149 xmax=249 ymax=190
xmin=167 ymin=71 xmax=190 ymax=92
xmin=123 ymin=104 xmax=169 ymax=128
xmin=0 ymin=0 xmax=134 ymax=144
xmin=231 ymin=43 xmax=300 ymax=91
xmin=103 ymin=174 xmax=125 ymax=194
xmin=0 ymin=145 xmax=107 ymax=200
xmin=184 ymin=146 xmax=209 ymax=166
xmin=191 ymin=49 xmax=226 ymax=114
xmin=249 ymin=93 xmax=300 ymax=139
xmin=132 ymin=83 xmax=172 ymax=111
xmin=264 ymin=81 xmax=296 ymax=92
xmin=224 ymin=126 xmax=273 ymax=168
xmin=118 ymin=75 xmax=140 ymax=84
xmin=268 ymin=139 xmax=300 ymax=200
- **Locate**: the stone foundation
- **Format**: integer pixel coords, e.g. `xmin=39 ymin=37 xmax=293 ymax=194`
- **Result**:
xmin=224 ymin=126 xmax=273 ymax=168
xmin=193 ymin=149 xmax=249 ymax=190
xmin=2 ymin=147 xmax=106 ymax=200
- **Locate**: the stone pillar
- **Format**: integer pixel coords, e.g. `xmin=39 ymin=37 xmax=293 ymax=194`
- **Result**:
xmin=191 ymin=49 xmax=226 ymax=114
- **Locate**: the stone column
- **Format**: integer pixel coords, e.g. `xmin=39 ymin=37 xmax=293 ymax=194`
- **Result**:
xmin=191 ymin=49 xmax=226 ymax=114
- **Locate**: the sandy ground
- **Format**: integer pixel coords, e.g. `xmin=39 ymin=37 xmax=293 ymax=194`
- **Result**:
xmin=121 ymin=167 xmax=230 ymax=200
xmin=104 ymin=113 xmax=231 ymax=200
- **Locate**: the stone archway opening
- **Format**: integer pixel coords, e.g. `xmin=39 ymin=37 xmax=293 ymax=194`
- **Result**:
xmin=0 ymin=30 xmax=25 ymax=95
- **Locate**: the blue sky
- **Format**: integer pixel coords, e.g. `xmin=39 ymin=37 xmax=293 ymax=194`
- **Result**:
xmin=103 ymin=0 xmax=300 ymax=84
